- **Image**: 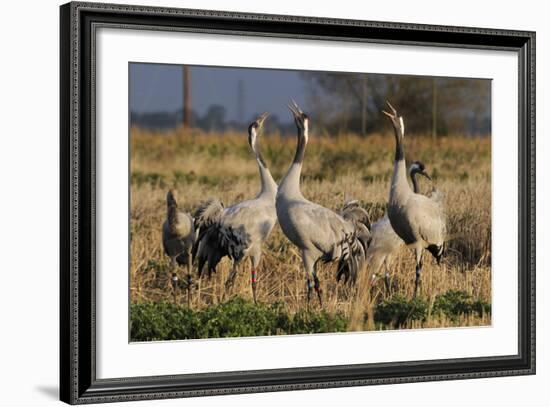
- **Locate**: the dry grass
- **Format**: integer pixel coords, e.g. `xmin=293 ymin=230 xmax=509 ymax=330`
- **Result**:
xmin=130 ymin=126 xmax=491 ymax=331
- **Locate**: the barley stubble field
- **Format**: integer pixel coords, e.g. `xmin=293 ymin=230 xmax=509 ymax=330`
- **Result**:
xmin=129 ymin=127 xmax=491 ymax=341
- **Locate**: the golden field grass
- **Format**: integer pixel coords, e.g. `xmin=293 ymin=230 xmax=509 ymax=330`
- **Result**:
xmin=129 ymin=126 xmax=491 ymax=335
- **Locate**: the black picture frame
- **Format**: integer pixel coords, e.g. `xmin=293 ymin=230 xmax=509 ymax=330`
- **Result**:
xmin=60 ymin=1 xmax=536 ymax=404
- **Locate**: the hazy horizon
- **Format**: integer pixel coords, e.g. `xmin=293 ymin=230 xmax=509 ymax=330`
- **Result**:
xmin=129 ymin=62 xmax=491 ymax=136
xmin=130 ymin=63 xmax=308 ymax=124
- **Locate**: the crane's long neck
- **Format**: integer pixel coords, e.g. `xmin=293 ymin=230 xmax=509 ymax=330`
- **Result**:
xmin=280 ymin=124 xmax=308 ymax=198
xmin=410 ymin=171 xmax=419 ymax=194
xmin=256 ymin=156 xmax=277 ymax=199
xmin=250 ymin=129 xmax=277 ymax=199
xmin=390 ymin=119 xmax=412 ymax=201
xmin=394 ymin=119 xmax=405 ymax=162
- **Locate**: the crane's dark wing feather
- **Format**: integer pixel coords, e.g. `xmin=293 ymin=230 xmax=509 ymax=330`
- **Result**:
xmin=335 ymin=201 xmax=372 ymax=284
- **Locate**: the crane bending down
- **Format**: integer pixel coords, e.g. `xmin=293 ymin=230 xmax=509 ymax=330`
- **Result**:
xmin=367 ymin=161 xmax=432 ymax=294
xmin=276 ymin=101 xmax=371 ymax=305
xmin=162 ymin=189 xmax=196 ymax=306
xmin=192 ymin=113 xmax=278 ymax=303
xmin=383 ymin=102 xmax=446 ymax=297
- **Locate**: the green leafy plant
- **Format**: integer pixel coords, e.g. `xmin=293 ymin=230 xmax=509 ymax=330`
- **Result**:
xmin=433 ymin=290 xmax=491 ymax=320
xmin=130 ymin=298 xmax=348 ymax=341
xmin=374 ymin=295 xmax=429 ymax=328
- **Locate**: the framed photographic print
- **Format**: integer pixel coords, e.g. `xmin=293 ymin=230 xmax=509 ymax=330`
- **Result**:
xmin=60 ymin=1 xmax=535 ymax=404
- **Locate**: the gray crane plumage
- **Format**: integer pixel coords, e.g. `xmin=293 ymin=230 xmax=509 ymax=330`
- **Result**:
xmin=366 ymin=161 xmax=432 ymax=293
xmin=337 ymin=200 xmax=372 ymax=283
xmin=276 ymin=102 xmax=371 ymax=305
xmin=383 ymin=102 xmax=446 ymax=297
xmin=192 ymin=113 xmax=278 ymax=303
xmin=162 ymin=189 xmax=196 ymax=305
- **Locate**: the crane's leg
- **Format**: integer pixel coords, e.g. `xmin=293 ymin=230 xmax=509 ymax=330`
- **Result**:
xmin=224 ymin=262 xmax=239 ymax=292
xmin=171 ymin=272 xmax=179 ymax=305
xmin=250 ymin=267 xmax=258 ymax=304
xmin=250 ymin=255 xmax=261 ymax=305
xmin=383 ymin=256 xmax=392 ymax=297
xmin=384 ymin=273 xmax=391 ymax=296
xmin=413 ymin=248 xmax=423 ymax=298
xmin=302 ymin=251 xmax=323 ymax=306
xmin=170 ymin=258 xmax=178 ymax=305
xmin=313 ymin=272 xmax=322 ymax=306
xmin=186 ymin=250 xmax=193 ymax=308
xmin=304 ymin=253 xmax=322 ymax=306
xmin=306 ymin=277 xmax=313 ymax=304
xmin=302 ymin=252 xmax=317 ymax=306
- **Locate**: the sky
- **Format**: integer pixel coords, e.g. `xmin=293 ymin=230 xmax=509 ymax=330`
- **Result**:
xmin=129 ymin=62 xmax=491 ymax=135
xmin=130 ymin=63 xmax=308 ymax=124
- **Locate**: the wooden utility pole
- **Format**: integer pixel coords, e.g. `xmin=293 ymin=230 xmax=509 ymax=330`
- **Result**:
xmin=183 ymin=66 xmax=191 ymax=128
xmin=432 ymin=78 xmax=437 ymax=140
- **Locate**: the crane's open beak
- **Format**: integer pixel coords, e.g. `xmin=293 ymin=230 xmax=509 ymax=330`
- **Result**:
xmin=287 ymin=99 xmax=304 ymax=117
xmin=382 ymin=100 xmax=397 ymax=117
xmin=420 ymin=170 xmax=432 ymax=180
xmin=257 ymin=112 xmax=269 ymax=127
xmin=287 ymin=104 xmax=299 ymax=118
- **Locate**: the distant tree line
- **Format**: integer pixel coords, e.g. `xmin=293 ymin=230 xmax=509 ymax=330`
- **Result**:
xmin=131 ymin=105 xmax=241 ymax=132
xmin=131 ymin=105 xmax=297 ymax=134
xmin=301 ymin=72 xmax=491 ymax=137
xmin=131 ymin=73 xmax=490 ymax=137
